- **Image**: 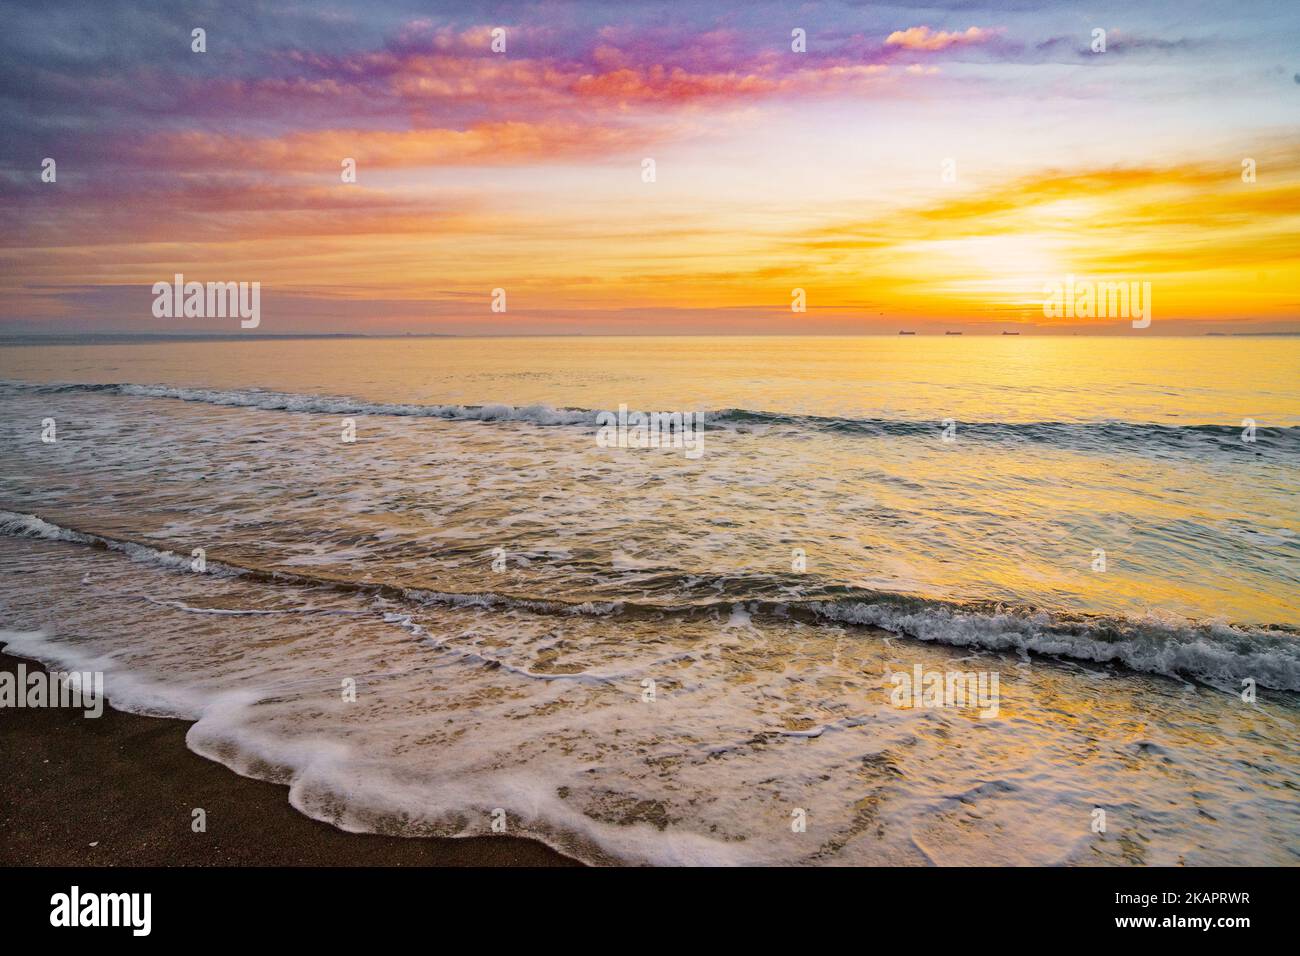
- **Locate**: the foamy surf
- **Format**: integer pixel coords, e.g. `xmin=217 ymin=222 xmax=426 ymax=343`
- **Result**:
xmin=809 ymin=600 xmax=1300 ymax=692
xmin=0 ymin=379 xmax=605 ymax=426
xmin=4 ymin=509 xmax=1297 ymax=691
xmin=4 ymin=379 xmax=1297 ymax=453
xmin=3 ymin=530 xmax=1297 ymax=867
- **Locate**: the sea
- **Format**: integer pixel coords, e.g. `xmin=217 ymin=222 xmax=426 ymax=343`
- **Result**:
xmin=1 ymin=334 xmax=1296 ymax=865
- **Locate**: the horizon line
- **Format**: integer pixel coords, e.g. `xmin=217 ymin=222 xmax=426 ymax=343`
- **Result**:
xmin=3 ymin=330 xmax=1300 ymax=345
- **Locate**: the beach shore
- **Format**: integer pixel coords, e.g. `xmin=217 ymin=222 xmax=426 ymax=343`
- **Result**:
xmin=0 ymin=650 xmax=580 ymax=867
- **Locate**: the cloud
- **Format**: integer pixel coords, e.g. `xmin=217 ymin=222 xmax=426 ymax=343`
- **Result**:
xmin=125 ymin=122 xmax=651 ymax=173
xmin=4 ymin=4 xmax=1297 ymax=334
xmin=885 ymin=26 xmax=997 ymax=52
xmin=777 ymin=148 xmax=1300 ymax=324
xmin=1032 ymin=31 xmax=1207 ymax=61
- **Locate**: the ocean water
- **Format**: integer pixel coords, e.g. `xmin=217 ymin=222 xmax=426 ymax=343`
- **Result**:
xmin=0 ymin=335 xmax=1297 ymax=865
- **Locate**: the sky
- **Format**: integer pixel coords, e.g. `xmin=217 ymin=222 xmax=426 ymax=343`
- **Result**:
xmin=1 ymin=0 xmax=1298 ymax=335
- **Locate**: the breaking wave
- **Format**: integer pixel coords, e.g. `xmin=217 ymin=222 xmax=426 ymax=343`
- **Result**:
xmin=4 ymin=508 xmax=1296 ymax=691
xmin=4 ymin=379 xmax=1297 ymax=451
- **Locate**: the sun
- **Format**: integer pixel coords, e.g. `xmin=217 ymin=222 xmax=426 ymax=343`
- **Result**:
xmin=897 ymin=233 xmax=1070 ymax=307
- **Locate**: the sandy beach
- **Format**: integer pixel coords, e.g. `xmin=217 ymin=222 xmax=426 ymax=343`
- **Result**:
xmin=0 ymin=650 xmax=579 ymax=867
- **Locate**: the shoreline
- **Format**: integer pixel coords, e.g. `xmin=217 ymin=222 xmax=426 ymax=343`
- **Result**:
xmin=0 ymin=650 xmax=581 ymax=867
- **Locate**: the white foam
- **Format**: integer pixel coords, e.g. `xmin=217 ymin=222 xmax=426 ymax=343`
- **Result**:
xmin=812 ymin=600 xmax=1300 ymax=691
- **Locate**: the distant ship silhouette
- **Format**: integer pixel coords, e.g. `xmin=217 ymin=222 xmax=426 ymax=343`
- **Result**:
xmin=945 ymin=331 xmax=962 ymax=335
xmin=898 ymin=330 xmax=916 ymax=335
xmin=1002 ymin=331 xmax=1020 ymax=335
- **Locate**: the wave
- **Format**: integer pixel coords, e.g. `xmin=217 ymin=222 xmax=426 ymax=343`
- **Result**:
xmin=4 ymin=379 xmax=1297 ymax=450
xmin=0 ymin=509 xmax=620 ymax=616
xmin=810 ymin=600 xmax=1300 ymax=695
xmin=0 ymin=380 xmax=602 ymax=426
xmin=4 ymin=508 xmax=1298 ymax=692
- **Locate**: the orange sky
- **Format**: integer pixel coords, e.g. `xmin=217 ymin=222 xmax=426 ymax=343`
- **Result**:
xmin=2 ymin=3 xmax=1298 ymax=335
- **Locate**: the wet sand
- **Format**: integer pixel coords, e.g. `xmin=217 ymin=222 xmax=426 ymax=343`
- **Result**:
xmin=0 ymin=650 xmax=580 ymax=866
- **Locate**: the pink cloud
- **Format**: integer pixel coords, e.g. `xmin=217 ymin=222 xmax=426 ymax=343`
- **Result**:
xmin=885 ymin=26 xmax=997 ymax=52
